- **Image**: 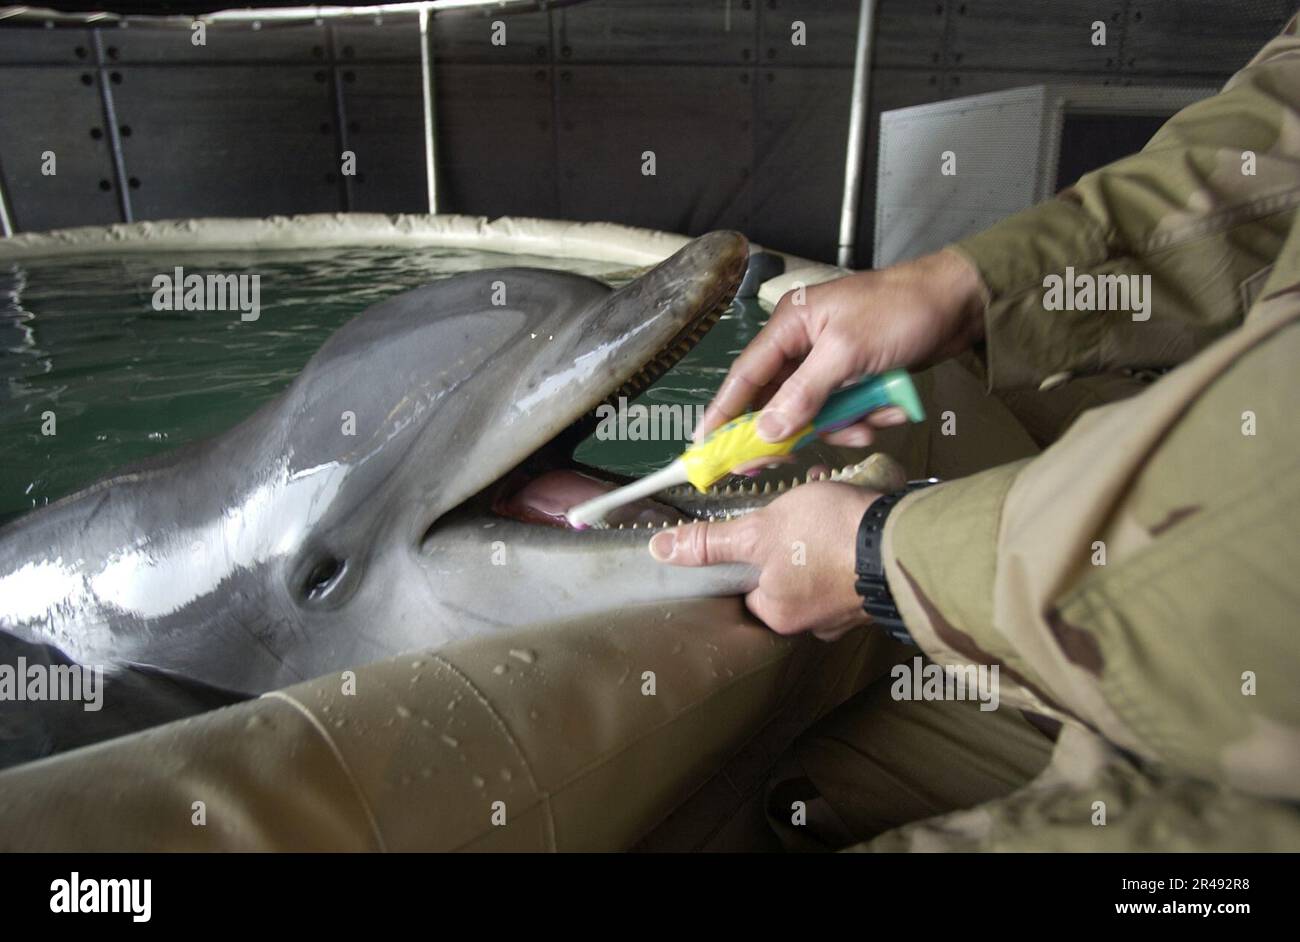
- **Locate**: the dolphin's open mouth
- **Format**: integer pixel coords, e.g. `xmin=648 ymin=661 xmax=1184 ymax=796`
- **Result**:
xmin=416 ymin=232 xmax=903 ymax=550
xmin=486 ymin=289 xmax=730 ymax=531
xmin=475 ymin=284 xmax=887 ymax=533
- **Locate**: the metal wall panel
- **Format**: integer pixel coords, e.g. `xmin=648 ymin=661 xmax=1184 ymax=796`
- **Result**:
xmin=749 ymin=66 xmax=851 ymax=263
xmin=111 ymin=65 xmax=340 ymax=219
xmin=0 ymin=25 xmax=93 ymax=64
xmin=948 ymin=0 xmax=1120 ymax=73
xmin=432 ymin=6 xmax=552 ymax=64
xmin=340 ymin=62 xmax=427 ymax=214
xmin=108 ymin=23 xmax=326 ymax=63
xmin=557 ymin=0 xmax=752 ymax=64
xmin=1123 ymin=0 xmax=1291 ymax=79
xmin=334 ymin=18 xmax=424 ymax=61
xmin=553 ymin=64 xmax=751 ymax=234
xmin=0 ymin=66 xmax=121 ymax=230
xmin=435 ymin=64 xmax=559 ymax=220
xmin=762 ymin=0 xmax=947 ymax=69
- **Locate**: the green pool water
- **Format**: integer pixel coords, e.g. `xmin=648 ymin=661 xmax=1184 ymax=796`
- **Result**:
xmin=0 ymin=245 xmax=768 ymax=526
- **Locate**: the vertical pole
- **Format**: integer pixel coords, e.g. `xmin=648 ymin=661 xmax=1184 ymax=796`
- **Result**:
xmin=837 ymin=0 xmax=876 ymax=269
xmin=326 ymin=22 xmax=354 ymax=211
xmin=0 ymin=158 xmax=13 ymax=237
xmin=419 ymin=4 xmax=439 ymax=214
xmin=92 ymin=28 xmax=133 ymax=223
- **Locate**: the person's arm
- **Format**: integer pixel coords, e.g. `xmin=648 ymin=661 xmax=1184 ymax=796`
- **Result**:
xmin=884 ymin=223 xmax=1300 ymax=798
xmin=954 ymin=14 xmax=1300 ymax=390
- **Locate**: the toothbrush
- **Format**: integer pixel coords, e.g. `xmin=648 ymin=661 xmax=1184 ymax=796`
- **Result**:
xmin=566 ymin=369 xmax=924 ymax=529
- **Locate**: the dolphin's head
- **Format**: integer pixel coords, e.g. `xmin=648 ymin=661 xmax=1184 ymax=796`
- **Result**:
xmin=0 ymin=229 xmax=900 ymax=701
xmin=265 ymin=231 xmax=749 ymax=656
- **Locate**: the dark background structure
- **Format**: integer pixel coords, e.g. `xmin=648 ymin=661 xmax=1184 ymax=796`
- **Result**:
xmin=0 ymin=0 xmax=1292 ymax=266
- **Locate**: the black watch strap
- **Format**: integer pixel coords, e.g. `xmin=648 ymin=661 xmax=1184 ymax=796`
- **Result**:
xmin=854 ymin=479 xmax=938 ymax=644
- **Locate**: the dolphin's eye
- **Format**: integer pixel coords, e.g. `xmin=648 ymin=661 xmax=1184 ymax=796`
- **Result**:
xmin=303 ymin=556 xmax=346 ymax=600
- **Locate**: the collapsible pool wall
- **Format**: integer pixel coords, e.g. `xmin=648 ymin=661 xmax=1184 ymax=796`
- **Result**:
xmin=0 ymin=212 xmax=842 ymax=307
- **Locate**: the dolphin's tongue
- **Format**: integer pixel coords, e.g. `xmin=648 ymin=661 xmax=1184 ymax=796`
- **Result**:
xmin=501 ymin=470 xmax=679 ymax=529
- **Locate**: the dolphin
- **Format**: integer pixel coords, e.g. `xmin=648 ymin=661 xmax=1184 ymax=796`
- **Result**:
xmin=0 ymin=232 xmax=899 ymax=765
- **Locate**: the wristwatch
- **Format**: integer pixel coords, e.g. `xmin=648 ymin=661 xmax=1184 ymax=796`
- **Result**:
xmin=854 ymin=479 xmax=938 ymax=644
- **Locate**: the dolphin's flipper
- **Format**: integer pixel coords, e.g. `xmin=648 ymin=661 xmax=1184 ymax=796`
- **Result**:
xmin=0 ymin=631 xmax=248 ymax=771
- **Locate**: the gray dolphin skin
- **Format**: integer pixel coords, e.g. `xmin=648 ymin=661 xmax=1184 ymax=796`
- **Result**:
xmin=0 ymin=233 xmax=764 ymax=728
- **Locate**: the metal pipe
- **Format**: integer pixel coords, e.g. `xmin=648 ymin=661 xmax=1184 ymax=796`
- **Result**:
xmin=325 ymin=23 xmax=354 ymax=211
xmin=0 ymin=161 xmax=13 ymax=236
xmin=419 ymin=3 xmax=438 ymax=213
xmin=836 ymin=0 xmax=876 ymax=269
xmin=92 ymin=28 xmax=133 ymax=224
xmin=0 ymin=2 xmax=591 ymax=27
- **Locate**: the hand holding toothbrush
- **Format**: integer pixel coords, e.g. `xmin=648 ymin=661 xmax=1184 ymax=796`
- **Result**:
xmin=694 ymin=249 xmax=985 ymax=448
xmin=651 ymin=249 xmax=983 ymax=639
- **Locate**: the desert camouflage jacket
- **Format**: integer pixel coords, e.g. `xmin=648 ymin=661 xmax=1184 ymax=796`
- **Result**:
xmin=878 ymin=13 xmax=1300 ymax=851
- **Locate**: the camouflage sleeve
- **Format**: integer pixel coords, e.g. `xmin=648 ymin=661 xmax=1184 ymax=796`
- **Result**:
xmin=948 ymin=13 xmax=1300 ymax=390
xmin=882 ymin=222 xmax=1300 ymax=809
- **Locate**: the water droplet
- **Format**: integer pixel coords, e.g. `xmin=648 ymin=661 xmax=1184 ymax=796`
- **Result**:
xmin=395 ymin=704 xmax=411 ymax=719
xmin=471 ymin=774 xmax=485 ymax=789
xmin=508 ymin=648 xmax=535 ymax=664
xmin=492 ymin=664 xmax=507 ymax=675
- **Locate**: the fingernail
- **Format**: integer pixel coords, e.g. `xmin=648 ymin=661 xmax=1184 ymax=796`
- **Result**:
xmin=874 ymin=406 xmax=908 ymax=427
xmin=757 ymin=410 xmax=790 ymax=442
xmin=649 ymin=530 xmax=676 ymax=561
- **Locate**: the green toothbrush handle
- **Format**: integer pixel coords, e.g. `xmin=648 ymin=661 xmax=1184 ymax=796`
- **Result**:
xmin=810 ymin=369 xmax=925 ymax=434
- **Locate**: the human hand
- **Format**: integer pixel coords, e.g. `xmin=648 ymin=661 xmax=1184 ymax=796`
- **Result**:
xmin=648 ymin=482 xmax=881 ymax=641
xmin=696 ymin=248 xmax=985 ymax=446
